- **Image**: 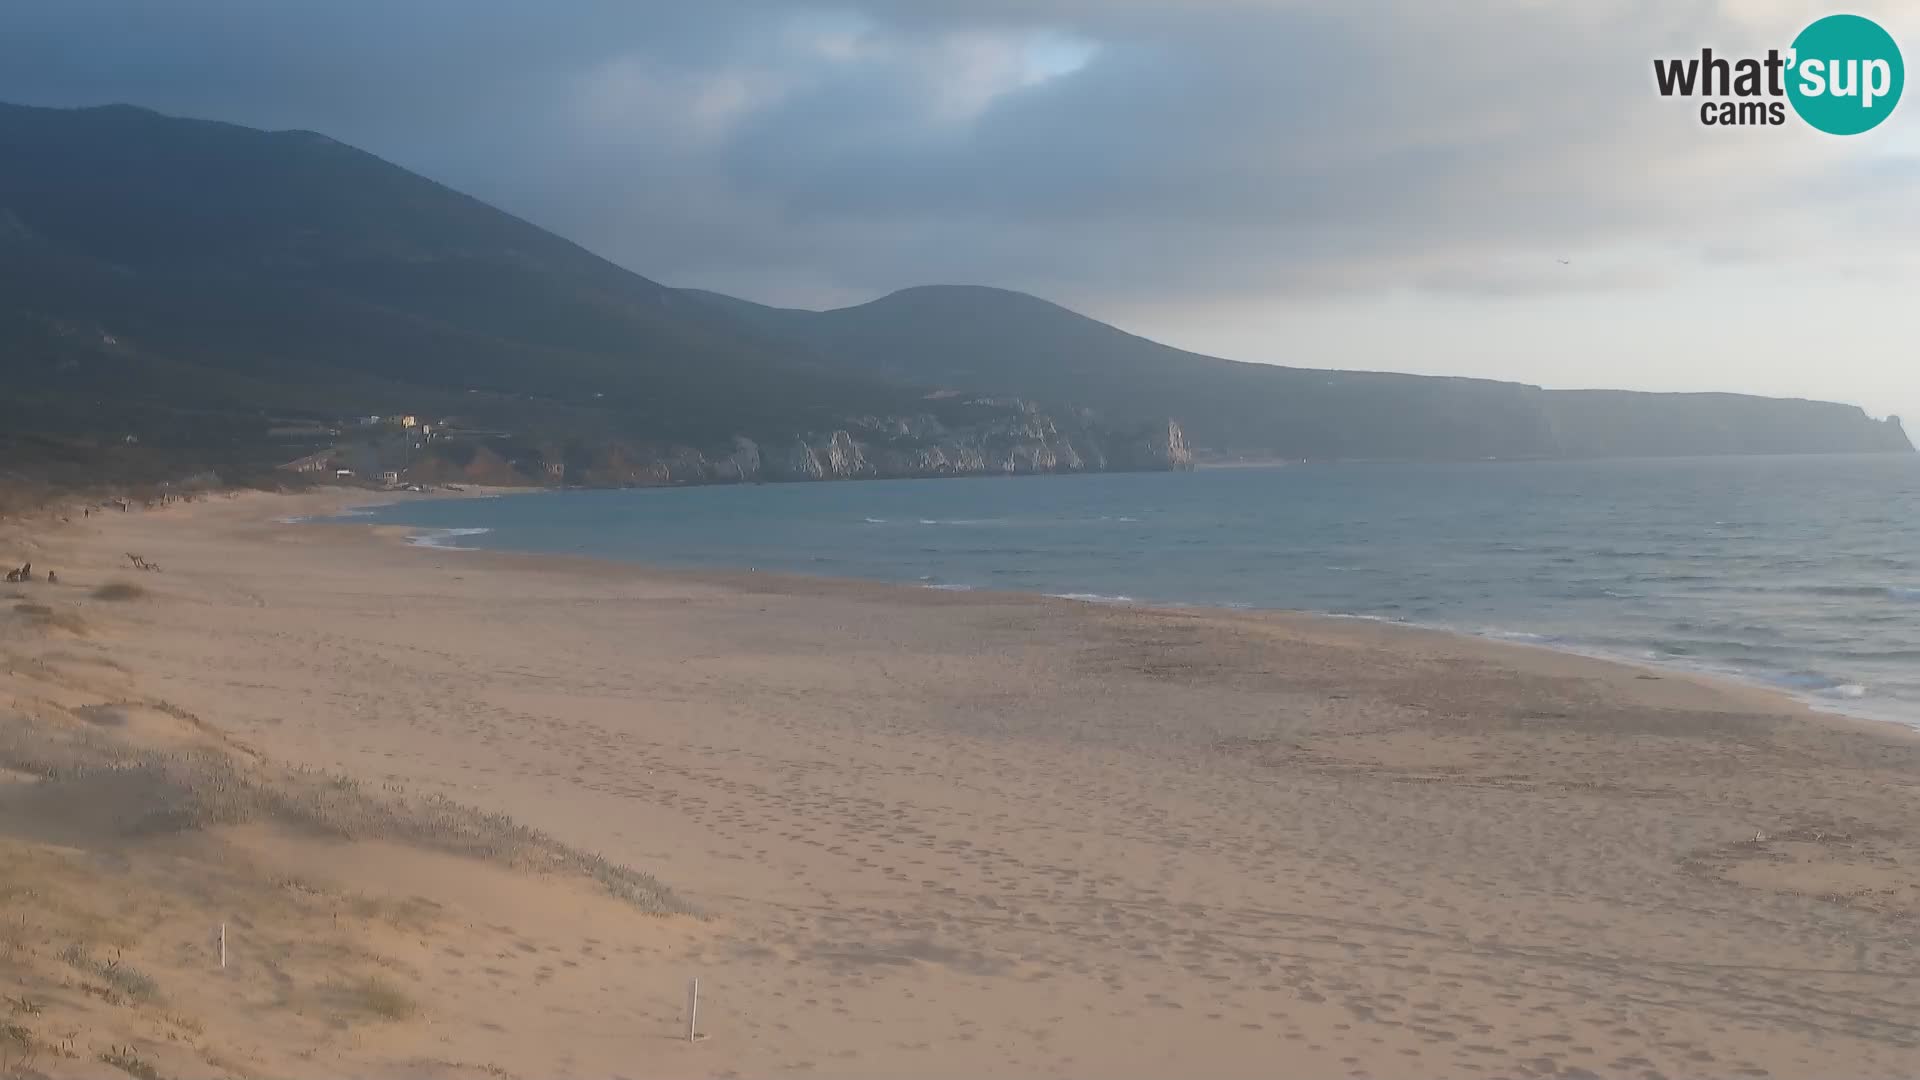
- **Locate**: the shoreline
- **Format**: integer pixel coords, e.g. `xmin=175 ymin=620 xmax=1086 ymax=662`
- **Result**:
xmin=313 ymin=485 xmax=1920 ymax=737
xmin=119 ymin=488 xmax=1915 ymax=757
xmin=10 ymin=485 xmax=1920 ymax=1077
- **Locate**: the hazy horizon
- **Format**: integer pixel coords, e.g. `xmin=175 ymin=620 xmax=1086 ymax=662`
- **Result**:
xmin=691 ymin=280 xmax=1910 ymax=419
xmin=3 ymin=1 xmax=1914 ymax=421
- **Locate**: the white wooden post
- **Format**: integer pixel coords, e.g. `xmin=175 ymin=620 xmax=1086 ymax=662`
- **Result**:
xmin=219 ymin=922 xmax=227 ymax=969
xmin=688 ymin=977 xmax=699 ymax=1043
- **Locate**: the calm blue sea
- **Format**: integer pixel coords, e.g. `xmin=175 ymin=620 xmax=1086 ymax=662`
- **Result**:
xmin=338 ymin=454 xmax=1920 ymax=728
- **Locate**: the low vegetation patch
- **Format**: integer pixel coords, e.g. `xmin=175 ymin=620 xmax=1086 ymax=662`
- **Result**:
xmin=60 ymin=944 xmax=159 ymax=1002
xmin=98 ymin=1043 xmax=164 ymax=1080
xmin=346 ymin=892 xmax=444 ymax=933
xmin=0 ymin=712 xmax=687 ymax=916
xmin=342 ymin=974 xmax=419 ymax=1022
xmin=1 ymin=1022 xmax=38 ymax=1075
xmin=92 ymin=582 xmax=148 ymax=602
xmin=11 ymin=601 xmax=88 ymax=635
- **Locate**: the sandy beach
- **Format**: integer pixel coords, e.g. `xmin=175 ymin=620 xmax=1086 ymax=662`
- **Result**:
xmin=4 ymin=487 xmax=1919 ymax=1079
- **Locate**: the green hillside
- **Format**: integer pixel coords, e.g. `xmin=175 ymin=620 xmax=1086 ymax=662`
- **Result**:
xmin=0 ymin=101 xmax=1905 ymax=490
xmin=0 ymin=102 xmax=922 ymax=476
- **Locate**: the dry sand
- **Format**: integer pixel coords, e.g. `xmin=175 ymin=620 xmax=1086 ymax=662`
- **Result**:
xmin=4 ymin=487 xmax=1919 ymax=1078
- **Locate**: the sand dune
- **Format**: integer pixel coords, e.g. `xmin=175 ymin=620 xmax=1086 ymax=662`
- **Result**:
xmin=3 ymin=489 xmax=1918 ymax=1078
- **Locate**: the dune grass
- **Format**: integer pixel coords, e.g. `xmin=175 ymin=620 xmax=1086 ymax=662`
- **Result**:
xmin=2 ymin=1022 xmax=39 ymax=1076
xmin=0 ymin=711 xmax=688 ymax=916
xmin=98 ymin=1043 xmax=164 ymax=1080
xmin=342 ymin=974 xmax=419 ymax=1022
xmin=60 ymin=944 xmax=159 ymax=1002
xmin=11 ymin=602 xmax=88 ymax=635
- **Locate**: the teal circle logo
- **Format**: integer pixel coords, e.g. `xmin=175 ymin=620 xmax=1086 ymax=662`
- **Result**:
xmin=1788 ymin=14 xmax=1904 ymax=135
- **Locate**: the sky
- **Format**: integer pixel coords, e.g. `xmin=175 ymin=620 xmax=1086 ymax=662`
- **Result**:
xmin=2 ymin=0 xmax=1915 ymax=422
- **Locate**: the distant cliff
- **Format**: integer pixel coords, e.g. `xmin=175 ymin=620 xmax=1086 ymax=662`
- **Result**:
xmin=689 ymin=286 xmax=1913 ymax=461
xmin=1537 ymin=392 xmax=1909 ymax=458
xmin=409 ymin=405 xmax=1192 ymax=487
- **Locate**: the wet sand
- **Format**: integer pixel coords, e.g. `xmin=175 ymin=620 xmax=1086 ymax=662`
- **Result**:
xmin=11 ymin=488 xmax=1920 ymax=1078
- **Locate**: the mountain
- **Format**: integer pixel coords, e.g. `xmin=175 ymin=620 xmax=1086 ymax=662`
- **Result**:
xmin=681 ymin=286 xmax=1912 ymax=461
xmin=0 ymin=103 xmax=1186 ymax=486
xmin=0 ymin=102 xmax=1905 ymax=493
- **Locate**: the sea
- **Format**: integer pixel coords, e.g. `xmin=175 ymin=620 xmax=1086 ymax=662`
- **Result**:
xmin=335 ymin=454 xmax=1920 ymax=729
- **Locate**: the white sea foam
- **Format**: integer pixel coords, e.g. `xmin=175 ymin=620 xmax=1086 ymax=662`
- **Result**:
xmin=281 ymin=506 xmax=377 ymax=525
xmin=921 ymin=582 xmax=973 ymax=592
xmin=1046 ymin=592 xmax=1137 ymax=605
xmin=1456 ymin=627 xmax=1905 ymax=729
xmin=406 ymin=527 xmax=493 ymax=551
xmin=1478 ymin=628 xmax=1550 ymax=643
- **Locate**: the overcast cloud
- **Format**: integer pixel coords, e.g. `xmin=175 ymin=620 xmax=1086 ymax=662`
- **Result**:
xmin=2 ymin=0 xmax=1915 ymax=419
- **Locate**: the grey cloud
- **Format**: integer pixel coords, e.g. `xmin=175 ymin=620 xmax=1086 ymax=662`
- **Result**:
xmin=0 ymin=0 xmax=1905 ymax=308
